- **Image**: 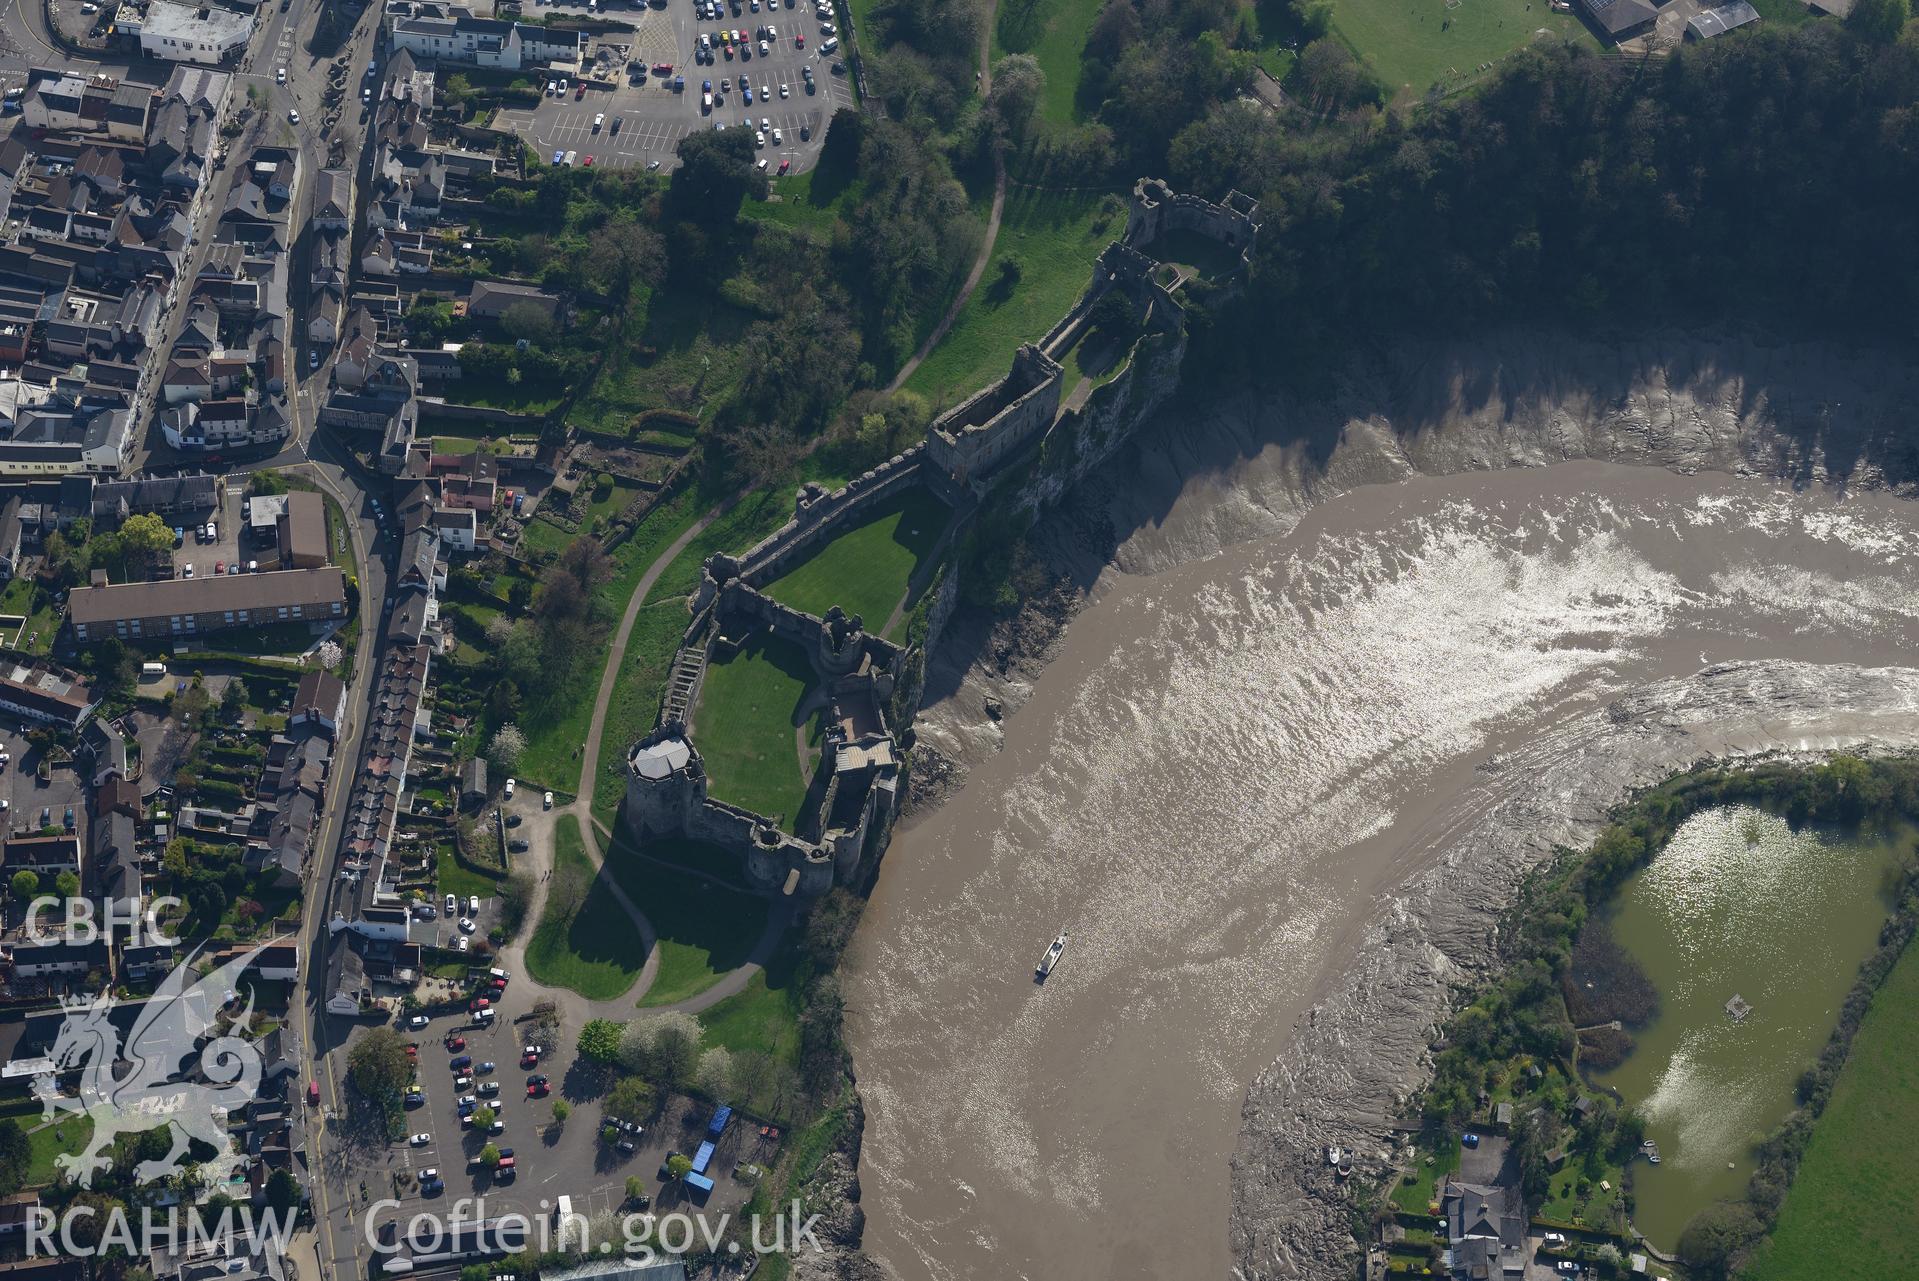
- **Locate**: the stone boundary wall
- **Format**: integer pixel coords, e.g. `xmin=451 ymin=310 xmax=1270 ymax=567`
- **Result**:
xmin=732 ymin=442 xmax=931 ymax=587
xmin=628 ymin=179 xmax=1260 ymax=896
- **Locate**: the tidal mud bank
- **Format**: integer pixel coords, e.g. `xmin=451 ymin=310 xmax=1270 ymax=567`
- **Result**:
xmin=850 ymin=332 xmax=1919 ymax=1281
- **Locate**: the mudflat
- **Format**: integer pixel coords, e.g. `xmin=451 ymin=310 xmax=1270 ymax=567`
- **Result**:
xmin=844 ymin=336 xmax=1919 ymax=1281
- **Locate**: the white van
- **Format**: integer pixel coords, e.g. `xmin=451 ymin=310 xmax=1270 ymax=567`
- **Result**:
xmin=140 ymin=662 xmax=167 ymax=679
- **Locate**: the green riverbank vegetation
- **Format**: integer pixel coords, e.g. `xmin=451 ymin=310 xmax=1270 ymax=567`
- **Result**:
xmin=1380 ymin=756 xmax=1919 ymax=1278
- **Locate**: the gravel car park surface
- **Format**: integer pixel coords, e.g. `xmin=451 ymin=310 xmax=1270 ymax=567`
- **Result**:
xmin=493 ymin=0 xmax=854 ymax=172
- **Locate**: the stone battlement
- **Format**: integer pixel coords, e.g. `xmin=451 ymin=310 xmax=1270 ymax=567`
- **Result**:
xmin=627 ymin=178 xmax=1261 ymax=895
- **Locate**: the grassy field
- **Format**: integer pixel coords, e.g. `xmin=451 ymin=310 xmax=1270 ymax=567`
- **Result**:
xmin=761 ymin=487 xmax=950 ymax=635
xmin=570 ymin=288 xmax=755 ymax=434
xmin=605 ymin=823 xmax=772 ymax=1008
xmin=523 ymin=815 xmax=644 ymax=1000
xmin=27 ymin=1115 xmax=90 ymax=1186
xmin=436 ymin=842 xmax=504 ymax=904
xmin=993 ymin=0 xmax=1104 ymax=124
xmin=697 ymin=947 xmax=805 ymax=1117
xmin=1330 ymin=0 xmax=1598 ymax=99
xmin=1391 ymin=1142 xmax=1460 ymax=1212
xmin=691 ymin=633 xmax=819 ymax=825
xmin=905 ymin=186 xmax=1117 ymax=404
xmin=587 ymin=486 xmax=803 ymax=829
xmin=1745 ymin=944 xmax=1919 ymax=1280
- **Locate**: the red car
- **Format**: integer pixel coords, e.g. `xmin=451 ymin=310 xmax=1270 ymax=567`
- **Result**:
xmin=446 ymin=1036 xmax=466 ymax=1052
xmin=470 ymin=997 xmax=490 ymax=1012
xmin=584 ymin=155 xmax=594 ymax=166
xmin=574 ymin=83 xmax=586 ymax=100
xmin=651 ymin=62 xmax=673 ymax=75
xmin=778 ymin=158 xmax=790 ymax=174
xmin=520 ymin=1053 xmax=539 ymax=1069
xmin=405 ymin=1045 xmax=418 ymax=1058
xmin=307 ymin=1081 xmax=320 ymax=1106
xmin=526 ymin=1082 xmax=549 ymax=1098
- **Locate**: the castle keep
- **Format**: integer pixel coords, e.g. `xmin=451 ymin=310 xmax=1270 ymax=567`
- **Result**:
xmin=625 ymin=180 xmax=1260 ymax=896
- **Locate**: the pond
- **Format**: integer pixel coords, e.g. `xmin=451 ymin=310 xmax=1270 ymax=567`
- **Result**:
xmin=1595 ymin=804 xmax=1915 ymax=1250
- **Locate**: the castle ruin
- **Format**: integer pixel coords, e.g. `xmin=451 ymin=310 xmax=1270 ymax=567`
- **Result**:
xmin=625 ymin=179 xmax=1260 ymax=896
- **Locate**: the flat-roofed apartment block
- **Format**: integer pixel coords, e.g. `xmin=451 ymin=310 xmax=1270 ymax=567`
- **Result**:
xmin=65 ymin=567 xmax=347 ymax=642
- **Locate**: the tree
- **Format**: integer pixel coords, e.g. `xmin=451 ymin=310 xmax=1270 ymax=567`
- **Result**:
xmin=625 ymin=1175 xmax=645 ymax=1204
xmin=472 ymin=1105 xmax=496 ymax=1129
xmin=489 ymin=724 xmax=527 ymax=772
xmin=248 ymin=470 xmax=289 ymax=496
xmin=622 ymin=1011 xmax=701 ymax=1079
xmin=1848 ymin=0 xmax=1909 ymax=41
xmin=54 ymin=871 xmax=79 ymax=900
xmin=263 ymin=1168 xmax=301 ymax=1214
xmin=709 ymin=419 xmax=800 ymax=490
xmin=669 ymin=127 xmax=766 ymax=221
xmin=665 ymin=1153 xmax=693 ymax=1182
xmin=0 ymin=1120 xmax=28 ymax=1197
xmin=9 ymin=871 xmax=36 ymax=902
xmin=578 ymin=1018 xmax=624 ymax=1064
xmin=118 ymin=513 xmax=176 ymax=570
xmin=1677 ymin=1202 xmax=1762 ymax=1280
xmin=604 ymin=1076 xmax=656 ymax=1123
xmin=500 ymin=301 xmax=557 ymax=346
xmin=586 ymin=221 xmax=666 ymax=300
xmin=986 ymin=54 xmax=1046 ymax=143
xmin=479 ymin=1143 xmax=501 ymax=1169
xmin=552 ymin=1099 xmax=571 ymax=1124
xmin=694 ymin=1046 xmax=734 ymax=1099
xmin=348 ymin=1028 xmax=411 ymax=1103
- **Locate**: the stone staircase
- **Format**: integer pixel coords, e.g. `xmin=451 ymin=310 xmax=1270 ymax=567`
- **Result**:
xmin=661 ymin=644 xmax=708 ymax=727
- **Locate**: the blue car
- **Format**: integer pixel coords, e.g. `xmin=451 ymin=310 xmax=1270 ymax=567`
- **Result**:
xmin=743 ymin=86 xmax=753 ymax=104
xmin=552 ymin=149 xmax=564 ymax=164
xmin=703 ymin=79 xmax=712 ymax=92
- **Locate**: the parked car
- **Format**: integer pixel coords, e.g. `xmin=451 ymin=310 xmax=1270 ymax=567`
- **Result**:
xmin=479 ymin=1081 xmax=500 ymax=1097
xmin=409 ymin=1133 xmax=431 ymax=1147
xmin=504 ymin=778 xmax=515 ymax=800
xmin=446 ymin=1036 xmax=466 ymax=1052
xmin=455 ymin=1075 xmax=473 ymax=1090
xmin=508 ymin=839 xmax=529 ymax=853
xmin=527 ymin=1082 xmax=550 ymax=1098
xmin=446 ymin=893 xmax=458 ymax=914
xmin=450 ymin=1054 xmax=472 ymax=1070
xmin=408 ymin=1015 xmax=430 ymax=1030
xmin=543 ymin=791 xmax=554 ymax=809
xmin=469 ymin=895 xmax=480 ymax=915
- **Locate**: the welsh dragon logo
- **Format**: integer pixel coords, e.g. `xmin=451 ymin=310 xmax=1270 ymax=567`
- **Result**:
xmin=32 ymin=944 xmax=271 ymax=1188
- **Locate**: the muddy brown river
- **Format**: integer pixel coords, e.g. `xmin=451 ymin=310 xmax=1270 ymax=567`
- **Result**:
xmin=844 ymin=445 xmax=1919 ymax=1281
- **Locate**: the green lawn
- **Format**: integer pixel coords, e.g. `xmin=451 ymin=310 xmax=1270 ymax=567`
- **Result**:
xmin=431 ymin=436 xmax=487 ymax=454
xmin=1391 ymin=1142 xmax=1459 ymax=1212
xmin=1537 ymin=1159 xmax=1625 ymax=1230
xmin=1745 ymin=944 xmax=1919 ymax=1280
xmin=437 ymin=843 xmax=505 ymax=903
xmin=1059 ymin=327 xmax=1130 ymax=394
xmin=691 ymin=632 xmax=819 ymax=825
xmin=519 ymin=515 xmax=576 ymax=557
xmin=905 ymin=187 xmax=1118 ymax=404
xmin=993 ymin=0 xmax=1104 ymax=124
xmin=697 ymin=947 xmax=805 ymax=1117
xmin=761 ymin=487 xmax=950 ymax=635
xmin=604 ymin=821 xmax=772 ymax=1008
xmin=27 ymin=1116 xmax=91 ymax=1187
xmin=1329 ymin=0 xmax=1598 ymax=99
xmin=523 ymin=815 xmax=644 ymax=1000
xmin=587 ymin=486 xmax=801 ymax=830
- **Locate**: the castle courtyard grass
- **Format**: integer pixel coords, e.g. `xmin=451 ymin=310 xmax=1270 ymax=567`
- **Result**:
xmin=1744 ymin=941 xmax=1919 ymax=1280
xmin=523 ymin=815 xmax=644 ymax=1001
xmin=689 ymin=632 xmax=819 ymax=827
xmin=761 ymin=487 xmax=951 ymax=636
